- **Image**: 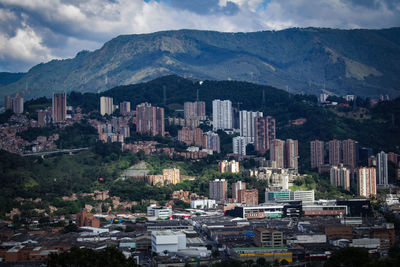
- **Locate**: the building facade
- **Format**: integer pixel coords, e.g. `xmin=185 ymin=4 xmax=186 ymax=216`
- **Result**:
xmin=285 ymin=139 xmax=298 ymax=169
xmin=136 ymin=102 xmax=165 ymax=136
xmin=184 ymin=101 xmax=206 ymax=120
xmin=232 ymin=181 xmax=246 ymax=202
xmin=356 ymin=167 xmax=377 ymax=197
xmin=209 ymin=179 xmax=227 ymax=203
xmin=120 ymin=101 xmax=131 ymax=114
xmin=310 ymin=140 xmax=324 ymax=168
xmin=233 ymin=136 xmax=248 ymax=156
xmin=329 ymin=139 xmax=342 ymax=166
xmin=178 ymin=127 xmax=203 ymax=147
xmin=52 ymin=93 xmax=66 ymax=122
xmin=219 ymin=160 xmax=240 ymax=173
xmin=254 ymin=228 xmax=284 ymax=247
xmin=342 ymin=139 xmax=359 ymax=169
xmin=203 ymin=131 xmax=220 ymax=153
xmin=330 ymin=165 xmax=351 ymax=191
xmin=100 ymin=96 xmax=113 ymax=116
xmin=239 ymin=110 xmax=263 ymax=143
xmin=238 ymin=189 xmax=259 ymax=205
xmin=212 ymin=99 xmax=232 ymax=131
xmin=377 ymin=151 xmax=388 ymax=186
xmin=254 ymin=116 xmax=276 ymax=154
xmin=270 ymin=139 xmax=285 ymax=168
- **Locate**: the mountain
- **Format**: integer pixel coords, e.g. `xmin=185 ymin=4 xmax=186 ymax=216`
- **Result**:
xmin=0 ymin=72 xmax=25 ymax=87
xmin=2 ymin=28 xmax=400 ymax=103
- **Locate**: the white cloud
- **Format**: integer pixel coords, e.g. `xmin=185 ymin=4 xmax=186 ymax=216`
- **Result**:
xmin=0 ymin=0 xmax=399 ymax=72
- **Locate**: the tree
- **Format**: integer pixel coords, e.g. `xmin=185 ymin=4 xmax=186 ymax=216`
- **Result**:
xmin=324 ymin=247 xmax=369 ymax=267
xmin=212 ymin=250 xmax=220 ymax=259
xmin=163 ymin=249 xmax=168 ymax=256
xmin=256 ymin=257 xmax=266 ymax=266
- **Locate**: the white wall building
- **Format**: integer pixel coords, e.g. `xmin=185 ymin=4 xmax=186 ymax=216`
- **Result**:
xmin=147 ymin=204 xmax=172 ymax=219
xmin=100 ymin=96 xmax=114 ymax=116
xmin=233 ymin=136 xmax=248 ymax=156
xmin=190 ymin=199 xmax=216 ymax=209
xmin=212 ymin=99 xmax=232 ymax=131
xmin=293 ymin=190 xmax=315 ymax=203
xmin=239 ymin=110 xmax=263 ymax=143
xmin=151 ymin=230 xmax=186 ymax=253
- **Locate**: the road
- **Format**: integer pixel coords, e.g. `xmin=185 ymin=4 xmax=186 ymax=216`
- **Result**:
xmin=22 ymin=147 xmax=89 ymax=157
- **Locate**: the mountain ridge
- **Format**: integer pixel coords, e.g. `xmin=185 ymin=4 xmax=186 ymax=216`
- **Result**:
xmin=1 ymin=27 xmax=400 ymax=103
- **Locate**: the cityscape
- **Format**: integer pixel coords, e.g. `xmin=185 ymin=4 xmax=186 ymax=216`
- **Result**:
xmin=1 ymin=1 xmax=400 ymax=267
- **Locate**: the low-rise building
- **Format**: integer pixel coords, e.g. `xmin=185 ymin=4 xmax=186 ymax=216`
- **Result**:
xmin=229 ymin=247 xmax=292 ymax=264
xmin=190 ymin=199 xmax=216 ymax=209
xmin=147 ymin=204 xmax=172 ymax=219
xmin=254 ymin=228 xmax=283 ymax=247
xmin=151 ymin=230 xmax=186 ymax=253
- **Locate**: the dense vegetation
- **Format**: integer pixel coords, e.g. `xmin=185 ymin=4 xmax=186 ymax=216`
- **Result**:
xmin=0 ymin=72 xmax=25 ymax=86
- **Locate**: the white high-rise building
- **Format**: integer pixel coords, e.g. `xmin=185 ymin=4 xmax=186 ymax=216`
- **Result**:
xmin=377 ymin=151 xmax=388 ymax=186
xmin=233 ymin=136 xmax=248 ymax=156
xmin=239 ymin=110 xmax=263 ymax=143
xmin=100 ymin=96 xmax=114 ymax=116
xmin=212 ymin=99 xmax=232 ymax=131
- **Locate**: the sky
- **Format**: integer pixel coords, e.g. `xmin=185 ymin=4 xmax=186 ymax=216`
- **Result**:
xmin=0 ymin=0 xmax=399 ymax=72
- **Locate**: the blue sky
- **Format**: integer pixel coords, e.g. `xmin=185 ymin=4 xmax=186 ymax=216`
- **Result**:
xmin=0 ymin=0 xmax=399 ymax=72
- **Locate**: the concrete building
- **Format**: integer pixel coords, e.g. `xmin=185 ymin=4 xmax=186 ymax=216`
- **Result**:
xmin=146 ymin=168 xmax=180 ymax=186
xmin=356 ymin=167 xmax=376 ymax=197
xmin=233 ymin=136 xmax=248 ymax=156
xmin=238 ymin=189 xmax=259 ymax=205
xmin=212 ymin=99 xmax=232 ymax=131
xmin=162 ymin=168 xmax=180 ymax=185
xmin=190 ymin=199 xmax=216 ymax=209
xmin=285 ymin=139 xmax=298 ymax=169
xmin=5 ymin=93 xmax=24 ymax=114
xmin=330 ymin=165 xmax=350 ymax=191
xmin=52 ymin=93 xmax=66 ymax=122
xmin=119 ymin=101 xmax=131 ymax=114
xmin=151 ymin=230 xmax=186 ymax=253
xmin=329 ymin=139 xmax=342 ymax=166
xmin=377 ymin=151 xmax=388 ymax=186
xmin=254 ymin=116 xmax=276 ymax=153
xmin=232 ymin=181 xmax=246 ymax=202
xmin=209 ymin=179 xmax=227 ymax=203
xmin=239 ymin=110 xmax=263 ymax=143
xmin=219 ymin=160 xmax=240 ymax=173
xmin=37 ymin=109 xmax=52 ymax=127
xmin=178 ymin=127 xmax=203 ymax=147
xmin=342 ymin=139 xmax=359 ymax=169
xmin=270 ymin=139 xmax=285 ymax=168
xmin=310 ymin=140 xmax=324 ymax=168
xmin=147 ymin=204 xmax=172 ymax=219
xmin=265 ymin=189 xmax=315 ymax=203
xmin=230 ymin=247 xmax=292 ymax=264
xmin=100 ymin=96 xmax=113 ymax=116
xmin=184 ymin=101 xmax=206 ymax=120
xmin=12 ymin=93 xmax=24 ymax=114
xmin=254 ymin=228 xmax=284 ymax=247
xmin=203 ymin=131 xmax=220 ymax=153
xmin=136 ymin=102 xmax=165 ymax=136
xmin=76 ymin=210 xmax=100 ymax=228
